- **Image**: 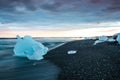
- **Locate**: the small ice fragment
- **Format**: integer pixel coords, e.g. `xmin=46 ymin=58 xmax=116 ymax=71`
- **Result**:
xmin=67 ymin=50 xmax=77 ymax=54
xmin=93 ymin=36 xmax=108 ymax=45
xmin=98 ymin=36 xmax=108 ymax=41
xmin=93 ymin=40 xmax=104 ymax=45
xmin=107 ymin=38 xmax=116 ymax=42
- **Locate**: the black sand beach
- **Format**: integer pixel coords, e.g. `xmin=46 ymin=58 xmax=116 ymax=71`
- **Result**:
xmin=45 ymin=40 xmax=120 ymax=80
xmin=1 ymin=39 xmax=120 ymax=80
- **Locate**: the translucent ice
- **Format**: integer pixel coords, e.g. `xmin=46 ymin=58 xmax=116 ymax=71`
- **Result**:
xmin=98 ymin=36 xmax=108 ymax=41
xmin=107 ymin=38 xmax=116 ymax=42
xmin=117 ymin=34 xmax=120 ymax=44
xmin=67 ymin=50 xmax=77 ymax=54
xmin=93 ymin=40 xmax=104 ymax=45
xmin=14 ymin=35 xmax=48 ymax=60
xmin=94 ymin=36 xmax=108 ymax=45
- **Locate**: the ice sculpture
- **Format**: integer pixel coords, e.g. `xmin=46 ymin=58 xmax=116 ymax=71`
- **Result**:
xmin=14 ymin=35 xmax=48 ymax=60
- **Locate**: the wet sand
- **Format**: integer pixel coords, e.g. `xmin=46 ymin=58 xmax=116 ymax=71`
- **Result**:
xmin=45 ymin=40 xmax=120 ymax=80
xmin=0 ymin=50 xmax=59 ymax=80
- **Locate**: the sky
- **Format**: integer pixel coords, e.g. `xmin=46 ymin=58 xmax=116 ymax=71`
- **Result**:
xmin=0 ymin=0 xmax=120 ymax=37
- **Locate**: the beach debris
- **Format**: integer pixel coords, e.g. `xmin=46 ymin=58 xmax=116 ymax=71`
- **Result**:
xmin=14 ymin=35 xmax=48 ymax=60
xmin=67 ymin=50 xmax=77 ymax=54
xmin=94 ymin=36 xmax=108 ymax=45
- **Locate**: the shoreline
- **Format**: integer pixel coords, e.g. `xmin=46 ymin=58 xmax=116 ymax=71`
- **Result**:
xmin=1 ymin=39 xmax=120 ymax=80
xmin=48 ymin=40 xmax=73 ymax=51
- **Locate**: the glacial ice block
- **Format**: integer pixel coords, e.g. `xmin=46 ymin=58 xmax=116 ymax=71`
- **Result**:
xmin=14 ymin=35 xmax=48 ymax=60
xmin=107 ymin=38 xmax=116 ymax=42
xmin=117 ymin=35 xmax=120 ymax=44
xmin=94 ymin=36 xmax=108 ymax=45
xmin=98 ymin=36 xmax=108 ymax=41
xmin=93 ymin=40 xmax=104 ymax=45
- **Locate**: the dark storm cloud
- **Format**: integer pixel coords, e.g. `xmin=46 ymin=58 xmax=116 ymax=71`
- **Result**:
xmin=0 ymin=0 xmax=81 ymax=12
xmin=0 ymin=0 xmax=37 ymax=12
xmin=0 ymin=0 xmax=119 ymax=24
xmin=0 ymin=0 xmax=119 ymax=13
xmin=104 ymin=0 xmax=120 ymax=12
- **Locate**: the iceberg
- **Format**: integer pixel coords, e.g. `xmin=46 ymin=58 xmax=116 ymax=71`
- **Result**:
xmin=94 ymin=36 xmax=108 ymax=45
xmin=116 ymin=34 xmax=120 ymax=44
xmin=14 ymin=35 xmax=48 ymax=60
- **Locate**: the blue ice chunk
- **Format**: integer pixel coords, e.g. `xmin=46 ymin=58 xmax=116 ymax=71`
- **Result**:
xmin=14 ymin=35 xmax=48 ymax=60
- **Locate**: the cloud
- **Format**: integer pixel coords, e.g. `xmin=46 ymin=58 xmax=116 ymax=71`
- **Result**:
xmin=0 ymin=0 xmax=120 ymax=38
xmin=1 ymin=21 xmax=120 ymax=30
xmin=104 ymin=6 xmax=120 ymax=12
xmin=0 ymin=0 xmax=119 ymax=13
xmin=100 ymin=0 xmax=120 ymax=12
xmin=1 ymin=26 xmax=120 ymax=37
xmin=0 ymin=0 xmax=119 ymax=24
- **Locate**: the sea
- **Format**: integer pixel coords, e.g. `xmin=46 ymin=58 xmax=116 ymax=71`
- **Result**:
xmin=0 ymin=37 xmax=82 ymax=50
xmin=0 ymin=37 xmax=83 ymax=80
